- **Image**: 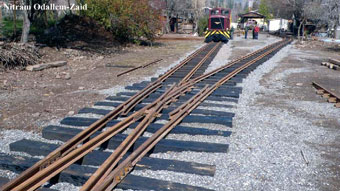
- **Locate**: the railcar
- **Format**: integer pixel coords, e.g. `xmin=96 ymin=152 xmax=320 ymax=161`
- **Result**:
xmin=204 ymin=8 xmax=232 ymax=43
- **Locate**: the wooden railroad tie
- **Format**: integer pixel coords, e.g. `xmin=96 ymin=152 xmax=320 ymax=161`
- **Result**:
xmin=313 ymin=82 xmax=340 ymax=108
xmin=321 ymin=58 xmax=340 ymax=70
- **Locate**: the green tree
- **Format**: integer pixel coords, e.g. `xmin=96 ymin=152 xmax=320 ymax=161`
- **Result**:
xmin=259 ymin=0 xmax=272 ymax=19
xmin=197 ymin=16 xmax=208 ymax=36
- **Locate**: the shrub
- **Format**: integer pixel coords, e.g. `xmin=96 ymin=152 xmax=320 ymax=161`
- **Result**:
xmin=198 ymin=16 xmax=208 ymax=36
xmin=84 ymin=0 xmax=161 ymax=43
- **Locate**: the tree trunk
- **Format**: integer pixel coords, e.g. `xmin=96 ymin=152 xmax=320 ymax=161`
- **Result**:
xmin=21 ymin=10 xmax=31 ymax=43
xmin=13 ymin=0 xmax=17 ymax=37
xmin=175 ymin=14 xmax=178 ymax=33
xmin=44 ymin=11 xmax=49 ymax=28
xmin=302 ymin=23 xmax=305 ymax=41
xmin=53 ymin=11 xmax=58 ymax=27
xmin=164 ymin=10 xmax=170 ymax=34
xmin=0 ymin=5 xmax=2 ymax=37
xmin=298 ymin=19 xmax=304 ymax=42
xmin=68 ymin=0 xmax=72 ymax=15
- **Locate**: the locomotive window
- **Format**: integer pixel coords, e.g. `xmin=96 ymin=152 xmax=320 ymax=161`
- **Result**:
xmin=211 ymin=10 xmax=220 ymax=15
xmin=222 ymin=10 xmax=229 ymax=15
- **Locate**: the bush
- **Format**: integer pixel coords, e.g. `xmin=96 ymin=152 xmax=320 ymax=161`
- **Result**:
xmin=1 ymin=19 xmax=23 ymax=38
xmin=198 ymin=16 xmax=208 ymax=36
xmin=84 ymin=0 xmax=161 ymax=43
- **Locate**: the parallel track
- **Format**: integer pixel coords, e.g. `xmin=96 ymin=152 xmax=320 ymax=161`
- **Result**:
xmin=1 ymin=38 xmax=292 ymax=191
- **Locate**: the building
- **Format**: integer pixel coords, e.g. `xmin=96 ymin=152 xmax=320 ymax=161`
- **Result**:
xmin=268 ymin=19 xmax=289 ymax=32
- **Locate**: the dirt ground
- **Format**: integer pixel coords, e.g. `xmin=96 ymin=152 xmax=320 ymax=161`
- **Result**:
xmin=259 ymin=39 xmax=340 ymax=190
xmin=0 ymin=40 xmax=202 ymax=132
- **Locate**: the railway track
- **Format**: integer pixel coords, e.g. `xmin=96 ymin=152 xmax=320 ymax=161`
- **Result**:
xmin=0 ymin=38 xmax=292 ymax=191
xmin=313 ymin=81 xmax=340 ymax=108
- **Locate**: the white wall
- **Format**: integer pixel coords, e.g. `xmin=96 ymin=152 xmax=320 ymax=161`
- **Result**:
xmin=268 ymin=19 xmax=289 ymax=32
xmin=336 ymin=26 xmax=340 ymax=39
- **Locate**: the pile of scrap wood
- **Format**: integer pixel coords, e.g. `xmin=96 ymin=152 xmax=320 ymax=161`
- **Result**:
xmin=0 ymin=42 xmax=41 ymax=69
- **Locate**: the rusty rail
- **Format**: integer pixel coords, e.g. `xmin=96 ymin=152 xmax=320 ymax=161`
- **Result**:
xmin=0 ymin=43 xmax=212 ymax=191
xmin=179 ymin=42 xmax=221 ymax=84
xmin=313 ymin=81 xmax=340 ymax=108
xmin=92 ymin=39 xmax=293 ymax=191
xmin=84 ymin=40 xmax=289 ymax=191
xmin=1 ymin=39 xmax=292 ymax=191
xmin=117 ymin=59 xmax=163 ymax=77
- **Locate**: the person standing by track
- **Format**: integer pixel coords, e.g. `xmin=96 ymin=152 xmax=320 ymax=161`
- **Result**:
xmin=254 ymin=25 xmax=260 ymax=39
xmin=245 ymin=25 xmax=249 ymax=39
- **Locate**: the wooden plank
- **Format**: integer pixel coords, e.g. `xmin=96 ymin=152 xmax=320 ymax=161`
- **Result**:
xmin=0 ymin=152 xmax=215 ymax=178
xmin=0 ymin=154 xmax=213 ymax=191
xmin=61 ymin=164 xmax=214 ymax=191
xmin=106 ymin=134 xmax=229 ymax=153
xmin=323 ymin=93 xmax=331 ymax=99
xmin=60 ymin=117 xmax=99 ymax=127
xmin=328 ymin=97 xmax=337 ymax=103
xmin=179 ymin=115 xmax=233 ymax=126
xmin=0 ymin=177 xmax=57 ymax=191
xmin=26 ymin=61 xmax=67 ymax=71
xmin=78 ymin=107 xmax=234 ymax=119
xmin=13 ymin=134 xmax=228 ymax=156
xmin=95 ymin=101 xmax=234 ymax=110
xmin=61 ymin=115 xmax=232 ymax=128
xmin=316 ymin=89 xmax=324 ymax=95
xmin=44 ymin=123 xmax=231 ymax=139
xmin=162 ymin=107 xmax=234 ymax=118
xmin=336 ymin=102 xmax=340 ymax=108
xmin=329 ymin=58 xmax=340 ymax=66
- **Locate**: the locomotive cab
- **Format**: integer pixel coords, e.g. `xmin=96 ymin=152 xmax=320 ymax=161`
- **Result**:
xmin=204 ymin=8 xmax=232 ymax=43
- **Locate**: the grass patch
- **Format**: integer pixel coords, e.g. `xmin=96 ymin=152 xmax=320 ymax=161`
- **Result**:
xmin=1 ymin=18 xmax=23 ymax=37
xmin=0 ymin=17 xmax=57 ymax=39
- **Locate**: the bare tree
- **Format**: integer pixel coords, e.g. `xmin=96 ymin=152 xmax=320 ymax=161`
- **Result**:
xmin=0 ymin=3 xmax=3 ymax=37
xmin=20 ymin=0 xmax=30 ymax=43
xmin=323 ymin=0 xmax=340 ymax=38
xmin=269 ymin=0 xmax=319 ymax=41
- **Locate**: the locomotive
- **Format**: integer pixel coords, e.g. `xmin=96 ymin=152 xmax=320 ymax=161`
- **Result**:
xmin=204 ymin=8 xmax=232 ymax=43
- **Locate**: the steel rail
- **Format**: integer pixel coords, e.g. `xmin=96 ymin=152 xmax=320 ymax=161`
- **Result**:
xmin=6 ymin=81 xmax=198 ymax=191
xmin=117 ymin=59 xmax=163 ymax=77
xmin=2 ymin=39 xmax=290 ymax=191
xmin=91 ymin=39 xmax=293 ymax=191
xmin=81 ymin=83 xmax=190 ymax=191
xmin=0 ymin=43 xmax=212 ymax=191
xmin=80 ymin=83 xmax=196 ymax=191
xmin=120 ymin=43 xmax=217 ymax=115
xmin=179 ymin=42 xmax=221 ymax=84
xmin=81 ymin=39 xmax=290 ymax=191
xmin=190 ymin=39 xmax=285 ymax=84
xmin=94 ymin=86 xmax=211 ymax=191
xmin=79 ymin=44 xmax=224 ymax=191
xmin=81 ymin=42 xmax=222 ymax=190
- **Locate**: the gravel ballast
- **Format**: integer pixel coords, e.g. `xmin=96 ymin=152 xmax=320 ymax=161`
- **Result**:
xmin=149 ymin=42 xmax=339 ymax=190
